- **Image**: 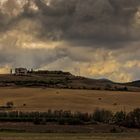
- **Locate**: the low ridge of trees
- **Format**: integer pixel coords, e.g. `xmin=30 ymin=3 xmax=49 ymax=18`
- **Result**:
xmin=0 ymin=108 xmax=139 ymax=128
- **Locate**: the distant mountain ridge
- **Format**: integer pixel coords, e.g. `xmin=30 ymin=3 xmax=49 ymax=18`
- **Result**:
xmin=124 ymin=80 xmax=140 ymax=88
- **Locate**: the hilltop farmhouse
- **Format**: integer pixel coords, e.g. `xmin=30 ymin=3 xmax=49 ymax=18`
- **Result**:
xmin=15 ymin=68 xmax=28 ymax=76
xmin=13 ymin=68 xmax=73 ymax=77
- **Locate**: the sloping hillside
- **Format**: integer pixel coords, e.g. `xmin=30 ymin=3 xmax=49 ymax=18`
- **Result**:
xmin=0 ymin=72 xmax=140 ymax=92
xmin=124 ymin=80 xmax=140 ymax=88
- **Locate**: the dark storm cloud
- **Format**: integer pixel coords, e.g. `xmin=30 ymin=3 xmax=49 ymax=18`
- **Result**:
xmin=28 ymin=0 xmax=140 ymax=46
xmin=0 ymin=0 xmax=140 ymax=48
xmin=0 ymin=10 xmax=11 ymax=31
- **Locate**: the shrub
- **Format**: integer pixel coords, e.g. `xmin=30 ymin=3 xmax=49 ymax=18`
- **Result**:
xmin=6 ymin=101 xmax=14 ymax=108
xmin=92 ymin=109 xmax=113 ymax=123
xmin=113 ymin=111 xmax=126 ymax=126
xmin=125 ymin=108 xmax=140 ymax=128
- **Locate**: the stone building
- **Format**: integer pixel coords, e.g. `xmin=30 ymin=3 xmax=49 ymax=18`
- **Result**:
xmin=15 ymin=68 xmax=28 ymax=76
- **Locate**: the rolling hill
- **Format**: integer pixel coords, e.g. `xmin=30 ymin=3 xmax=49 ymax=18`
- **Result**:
xmin=124 ymin=80 xmax=140 ymax=88
xmin=0 ymin=71 xmax=140 ymax=92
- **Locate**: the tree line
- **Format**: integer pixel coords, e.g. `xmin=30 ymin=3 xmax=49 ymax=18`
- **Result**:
xmin=0 ymin=108 xmax=139 ymax=128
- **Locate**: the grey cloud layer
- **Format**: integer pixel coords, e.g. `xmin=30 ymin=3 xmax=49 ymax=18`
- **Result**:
xmin=0 ymin=0 xmax=140 ymax=46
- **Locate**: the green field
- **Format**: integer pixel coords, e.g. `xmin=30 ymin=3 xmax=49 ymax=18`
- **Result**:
xmin=0 ymin=132 xmax=140 ymax=140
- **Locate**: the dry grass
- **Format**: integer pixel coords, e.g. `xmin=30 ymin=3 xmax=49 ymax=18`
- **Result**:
xmin=0 ymin=133 xmax=140 ymax=140
xmin=0 ymin=87 xmax=140 ymax=112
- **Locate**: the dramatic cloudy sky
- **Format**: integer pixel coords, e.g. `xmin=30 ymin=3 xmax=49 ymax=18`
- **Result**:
xmin=0 ymin=0 xmax=140 ymax=82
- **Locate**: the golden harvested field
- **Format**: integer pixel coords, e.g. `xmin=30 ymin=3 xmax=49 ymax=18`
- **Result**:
xmin=0 ymin=88 xmax=140 ymax=112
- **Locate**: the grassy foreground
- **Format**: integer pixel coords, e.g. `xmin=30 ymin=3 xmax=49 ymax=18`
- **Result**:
xmin=0 ymin=132 xmax=140 ymax=140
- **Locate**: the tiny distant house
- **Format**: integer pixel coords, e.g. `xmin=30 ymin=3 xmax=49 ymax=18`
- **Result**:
xmin=15 ymin=68 xmax=28 ymax=76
